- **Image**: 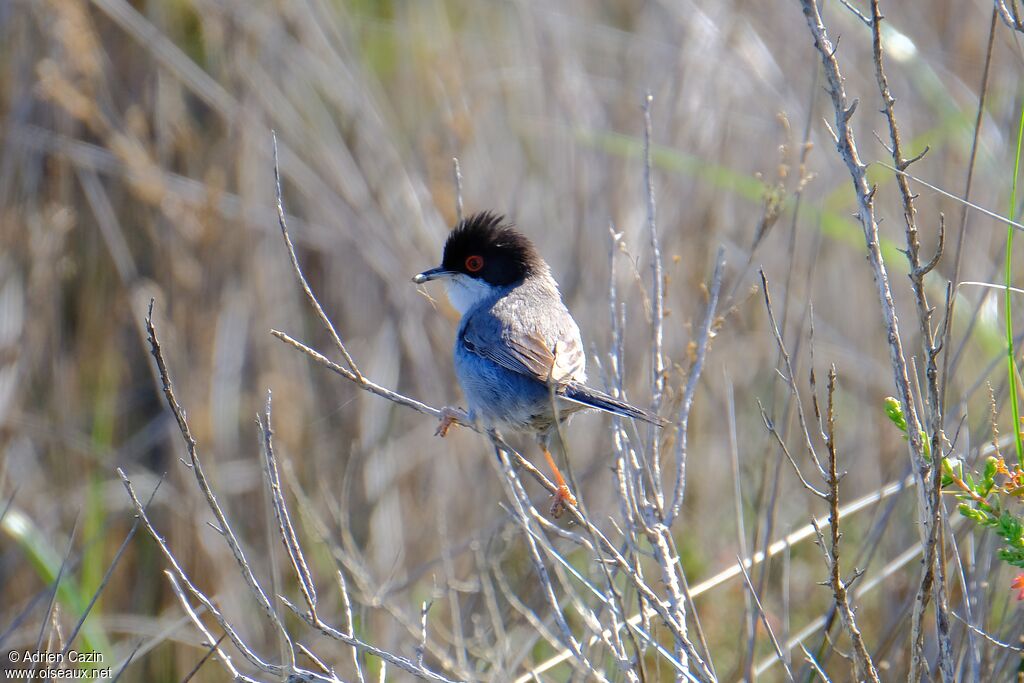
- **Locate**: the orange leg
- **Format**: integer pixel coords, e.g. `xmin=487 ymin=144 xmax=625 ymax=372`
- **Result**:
xmin=542 ymin=446 xmax=577 ymax=517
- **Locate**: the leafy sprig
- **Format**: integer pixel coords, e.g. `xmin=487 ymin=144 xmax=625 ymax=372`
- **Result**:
xmin=884 ymin=397 xmax=1024 ymax=573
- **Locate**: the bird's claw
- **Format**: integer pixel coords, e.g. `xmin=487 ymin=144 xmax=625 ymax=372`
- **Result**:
xmin=549 ymin=484 xmax=577 ymax=518
xmin=435 ymin=407 xmax=466 ymax=437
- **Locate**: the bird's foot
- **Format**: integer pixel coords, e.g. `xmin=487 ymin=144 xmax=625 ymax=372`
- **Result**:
xmin=549 ymin=484 xmax=577 ymax=518
xmin=435 ymin=406 xmax=467 ymax=437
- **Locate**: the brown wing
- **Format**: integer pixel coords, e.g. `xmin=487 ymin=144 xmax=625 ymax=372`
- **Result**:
xmin=462 ymin=305 xmax=585 ymax=387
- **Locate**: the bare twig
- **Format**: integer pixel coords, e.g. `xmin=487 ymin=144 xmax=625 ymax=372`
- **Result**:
xmin=490 ymin=441 xmax=607 ymax=681
xmin=167 ymin=575 xmax=253 ymax=683
xmin=524 ymin=475 xmax=915 ymax=680
xmin=259 ymin=391 xmax=317 ymax=619
xmin=737 ymin=556 xmax=794 ymax=682
xmin=797 ymin=2 xmax=943 ymax=677
xmin=759 ymin=271 xmax=827 ymax=481
xmin=272 ymin=131 xmax=363 ymax=382
xmin=417 ymin=600 xmax=432 ymax=669
xmin=950 ymin=611 xmax=1024 ymax=652
xmin=144 ymin=301 xmax=296 ymax=664
xmin=993 ymin=0 xmax=1024 ymax=31
xmin=668 ymin=248 xmax=726 ymax=524
xmin=753 ymin=526 xmax=958 ymax=676
xmin=180 ymin=632 xmax=230 ymax=683
xmin=869 ymin=0 xmax=953 ymax=676
xmin=452 ymin=157 xmax=464 ymax=222
xmin=271 ymin=329 xmax=447 ymax=420
xmin=759 ymin=400 xmax=827 ymax=500
xmin=876 ymin=163 xmax=1024 ymax=232
xmin=336 ymin=570 xmax=366 ymax=683
xmin=119 ymin=468 xmax=282 ymax=677
xmin=132 ymin=300 xmax=466 ymax=682
xmin=642 ymin=92 xmax=665 ymax=411
xmin=838 ymin=0 xmax=872 ymax=25
xmin=60 ymin=476 xmax=164 ymax=661
xmin=816 ymin=367 xmax=880 ymax=682
xmin=799 ymin=643 xmax=833 ymax=682
xmin=282 ymin=598 xmax=460 ymax=683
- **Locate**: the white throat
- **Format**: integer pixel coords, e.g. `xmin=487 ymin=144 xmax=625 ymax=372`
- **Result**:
xmin=444 ymin=274 xmax=497 ymax=314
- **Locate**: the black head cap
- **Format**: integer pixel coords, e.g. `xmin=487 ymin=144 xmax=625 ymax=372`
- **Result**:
xmin=441 ymin=212 xmax=542 ymax=286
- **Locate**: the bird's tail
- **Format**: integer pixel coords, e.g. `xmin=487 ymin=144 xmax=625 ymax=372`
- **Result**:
xmin=563 ymin=383 xmax=667 ymax=427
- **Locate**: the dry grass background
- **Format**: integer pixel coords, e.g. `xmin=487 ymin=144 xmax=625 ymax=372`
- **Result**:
xmin=1 ymin=0 xmax=1023 ymax=680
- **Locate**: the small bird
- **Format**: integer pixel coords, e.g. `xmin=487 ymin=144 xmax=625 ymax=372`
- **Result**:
xmin=414 ymin=211 xmax=665 ymax=515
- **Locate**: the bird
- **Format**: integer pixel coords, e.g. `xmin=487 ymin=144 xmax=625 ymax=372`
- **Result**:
xmin=413 ymin=211 xmax=665 ymax=515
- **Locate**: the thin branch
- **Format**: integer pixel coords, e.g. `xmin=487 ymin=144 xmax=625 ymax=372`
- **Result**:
xmin=642 ymin=92 xmax=665 ymax=410
xmin=524 ymin=475 xmax=915 ymax=680
xmin=272 ymin=131 xmax=363 ymax=382
xmin=281 ymin=598 xmax=465 ymax=682
xmin=271 ymin=329 xmax=447 ymax=420
xmin=118 ymin=469 xmax=281 ymax=676
xmin=490 ymin=440 xmax=605 ymax=681
xmin=838 ymin=0 xmax=872 ymax=25
xmin=737 ymin=557 xmax=794 ymax=682
xmin=336 ymin=570 xmax=366 ymax=683
xmin=759 ymin=400 xmax=828 ymax=500
xmin=259 ymin=391 xmax=317 ymax=619
xmin=941 ymin=7 xmax=999 ymax=414
xmin=452 ymin=157 xmax=464 ymax=222
xmin=950 ymin=611 xmax=1024 ymax=652
xmin=870 ymin=0 xmax=953 ymax=676
xmin=797 ymin=1 xmax=942 ymax=677
xmin=877 ymin=162 xmax=1024 ymax=232
xmin=759 ymin=271 xmax=827 ymax=480
xmin=994 ymin=0 xmax=1024 ymax=32
xmin=669 ymin=248 xmax=726 ymax=523
xmin=180 ymin=632 xmax=229 ymax=683
xmin=144 ymin=301 xmax=295 ymax=661
xmin=818 ymin=367 xmax=880 ymax=682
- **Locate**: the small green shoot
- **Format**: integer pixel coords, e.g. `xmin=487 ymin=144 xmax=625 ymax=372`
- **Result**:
xmin=885 ymin=397 xmax=1024 ymax=600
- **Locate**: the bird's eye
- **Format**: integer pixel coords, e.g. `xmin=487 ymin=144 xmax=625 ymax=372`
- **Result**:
xmin=465 ymin=255 xmax=484 ymax=272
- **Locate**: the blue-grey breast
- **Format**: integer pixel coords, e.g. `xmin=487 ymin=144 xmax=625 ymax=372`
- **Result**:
xmin=414 ymin=212 xmax=665 ymax=515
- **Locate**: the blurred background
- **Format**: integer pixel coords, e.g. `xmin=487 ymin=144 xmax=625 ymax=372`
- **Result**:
xmin=1 ymin=0 xmax=1023 ymax=680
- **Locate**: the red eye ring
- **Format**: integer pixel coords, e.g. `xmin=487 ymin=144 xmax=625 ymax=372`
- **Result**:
xmin=465 ymin=255 xmax=484 ymax=272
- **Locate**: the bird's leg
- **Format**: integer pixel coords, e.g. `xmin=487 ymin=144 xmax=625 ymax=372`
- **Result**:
xmin=541 ymin=445 xmax=577 ymax=517
xmin=435 ymin=406 xmax=469 ymax=437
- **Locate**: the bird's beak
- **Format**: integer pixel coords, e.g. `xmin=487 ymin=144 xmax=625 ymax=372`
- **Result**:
xmin=412 ymin=266 xmax=452 ymax=284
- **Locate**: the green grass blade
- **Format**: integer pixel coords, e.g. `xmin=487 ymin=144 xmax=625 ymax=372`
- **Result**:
xmin=1008 ymin=103 xmax=1024 ymax=468
xmin=1 ymin=507 xmax=113 ymax=661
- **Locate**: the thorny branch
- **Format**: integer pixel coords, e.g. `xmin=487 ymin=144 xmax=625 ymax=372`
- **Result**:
xmin=797 ymin=0 xmax=951 ymax=678
xmin=869 ymin=0 xmax=954 ymax=678
xmin=760 ymin=274 xmax=877 ymax=679
xmin=814 ymin=368 xmax=880 ymax=683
